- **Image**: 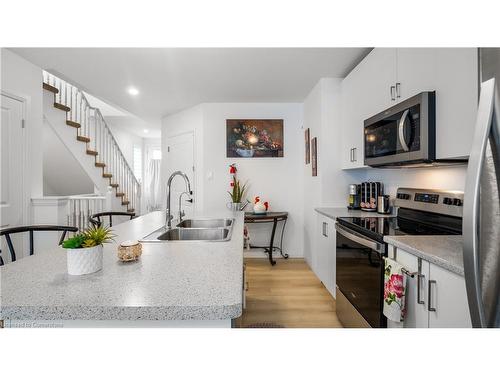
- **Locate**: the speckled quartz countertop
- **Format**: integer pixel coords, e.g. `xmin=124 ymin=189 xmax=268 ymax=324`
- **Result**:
xmin=0 ymin=211 xmax=244 ymax=321
xmin=384 ymin=235 xmax=464 ymax=276
xmin=315 ymin=207 xmax=395 ymax=219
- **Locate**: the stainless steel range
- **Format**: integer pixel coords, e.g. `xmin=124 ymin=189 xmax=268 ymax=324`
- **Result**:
xmin=335 ymin=188 xmax=464 ymax=328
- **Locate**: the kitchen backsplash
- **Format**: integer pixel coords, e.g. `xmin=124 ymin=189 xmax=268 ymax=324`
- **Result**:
xmin=347 ymin=164 xmax=468 ymax=199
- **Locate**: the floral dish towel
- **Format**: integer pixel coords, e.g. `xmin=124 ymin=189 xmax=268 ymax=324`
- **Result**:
xmin=383 ymin=257 xmax=407 ymax=322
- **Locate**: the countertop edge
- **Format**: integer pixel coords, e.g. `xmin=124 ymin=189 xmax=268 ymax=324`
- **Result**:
xmin=384 ymin=236 xmax=464 ymax=276
xmin=0 ymin=303 xmax=243 ymax=321
xmin=315 ymin=207 xmax=395 ymax=219
xmin=314 ymin=207 xmax=337 ymax=220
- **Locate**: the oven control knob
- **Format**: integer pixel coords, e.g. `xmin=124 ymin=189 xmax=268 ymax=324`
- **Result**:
xmin=453 ymin=198 xmax=463 ymax=206
xmin=443 ymin=197 xmax=452 ymax=205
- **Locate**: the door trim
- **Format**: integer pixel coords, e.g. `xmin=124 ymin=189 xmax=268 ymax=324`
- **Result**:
xmin=166 ymin=130 xmax=197 ymax=211
xmin=1 ymin=90 xmax=28 ymax=228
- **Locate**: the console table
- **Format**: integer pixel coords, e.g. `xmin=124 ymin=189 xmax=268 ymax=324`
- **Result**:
xmin=244 ymin=211 xmax=289 ymax=266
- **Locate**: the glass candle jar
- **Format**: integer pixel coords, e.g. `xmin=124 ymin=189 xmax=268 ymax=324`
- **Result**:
xmin=117 ymin=240 xmax=142 ymax=262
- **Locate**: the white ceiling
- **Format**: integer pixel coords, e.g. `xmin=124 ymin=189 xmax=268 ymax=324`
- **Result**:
xmin=12 ymin=48 xmax=371 ymax=128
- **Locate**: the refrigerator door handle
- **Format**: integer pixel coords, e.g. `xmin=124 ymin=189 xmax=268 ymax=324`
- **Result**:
xmin=463 ymin=78 xmax=496 ymax=328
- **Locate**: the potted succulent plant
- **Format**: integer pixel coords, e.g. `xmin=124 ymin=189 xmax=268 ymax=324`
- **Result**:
xmin=227 ymin=176 xmax=249 ymax=211
xmin=62 ymin=226 xmax=115 ymax=275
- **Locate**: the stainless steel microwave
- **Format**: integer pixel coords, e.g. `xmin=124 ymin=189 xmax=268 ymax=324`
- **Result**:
xmin=364 ymin=92 xmax=436 ymax=167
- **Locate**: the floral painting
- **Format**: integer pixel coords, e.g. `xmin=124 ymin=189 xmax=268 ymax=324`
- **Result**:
xmin=226 ymin=119 xmax=284 ymax=158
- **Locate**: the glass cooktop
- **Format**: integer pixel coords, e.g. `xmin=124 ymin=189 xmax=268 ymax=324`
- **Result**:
xmin=337 ymin=211 xmax=462 ymax=243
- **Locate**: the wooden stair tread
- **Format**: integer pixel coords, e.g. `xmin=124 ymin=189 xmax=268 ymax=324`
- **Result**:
xmin=77 ymin=135 xmax=91 ymax=143
xmin=115 ymin=193 xmax=125 ymax=197
xmin=54 ymin=102 xmax=70 ymax=112
xmin=110 ymin=183 xmax=119 ymax=188
xmin=95 ymin=162 xmax=106 ymax=168
xmin=122 ymin=201 xmax=130 ymax=205
xmin=86 ymin=150 xmax=98 ymax=156
xmin=102 ymin=173 xmax=112 ymax=178
xmin=66 ymin=120 xmax=81 ymax=128
xmin=43 ymin=83 xmax=59 ymax=94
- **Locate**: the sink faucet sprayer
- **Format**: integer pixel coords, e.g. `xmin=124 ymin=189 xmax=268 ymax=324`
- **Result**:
xmin=166 ymin=171 xmax=193 ymax=229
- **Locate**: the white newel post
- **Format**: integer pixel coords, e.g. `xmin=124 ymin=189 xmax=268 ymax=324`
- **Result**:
xmin=105 ymin=186 xmax=113 ymax=211
xmin=31 ymin=197 xmax=70 ymax=256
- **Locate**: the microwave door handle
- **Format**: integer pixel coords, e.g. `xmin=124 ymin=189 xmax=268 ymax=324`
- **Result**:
xmin=398 ymin=109 xmax=410 ymax=152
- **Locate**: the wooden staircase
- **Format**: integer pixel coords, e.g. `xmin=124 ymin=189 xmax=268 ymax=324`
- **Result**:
xmin=43 ymin=73 xmax=140 ymax=214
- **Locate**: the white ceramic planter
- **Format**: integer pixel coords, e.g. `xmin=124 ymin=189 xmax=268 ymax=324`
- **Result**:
xmin=66 ymin=245 xmax=103 ymax=275
xmin=226 ymin=202 xmax=243 ymax=211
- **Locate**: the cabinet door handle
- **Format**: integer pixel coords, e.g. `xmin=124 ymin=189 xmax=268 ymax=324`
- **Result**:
xmin=417 ymin=274 xmax=425 ymax=305
xmin=428 ymin=280 xmax=436 ymax=312
xmin=322 ymin=222 xmax=328 ymax=237
xmin=353 ymin=148 xmax=357 ymax=162
xmin=390 ymin=85 xmax=396 ymax=101
xmin=396 ymin=82 xmax=401 ymax=98
xmin=349 ymin=148 xmax=353 ymax=162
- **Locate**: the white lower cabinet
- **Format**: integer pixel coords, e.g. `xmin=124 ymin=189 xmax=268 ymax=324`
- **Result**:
xmin=387 ymin=245 xmax=471 ymax=328
xmin=314 ymin=213 xmax=336 ymax=297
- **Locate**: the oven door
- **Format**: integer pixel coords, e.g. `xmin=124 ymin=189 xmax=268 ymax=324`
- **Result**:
xmin=364 ymin=91 xmax=435 ymax=166
xmin=335 ymin=223 xmax=387 ymax=328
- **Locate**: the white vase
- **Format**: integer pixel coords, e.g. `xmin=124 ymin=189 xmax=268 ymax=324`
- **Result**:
xmin=226 ymin=202 xmax=243 ymax=211
xmin=66 ymin=245 xmax=103 ymax=275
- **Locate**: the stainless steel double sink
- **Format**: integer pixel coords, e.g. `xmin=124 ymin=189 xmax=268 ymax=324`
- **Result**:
xmin=140 ymin=218 xmax=234 ymax=242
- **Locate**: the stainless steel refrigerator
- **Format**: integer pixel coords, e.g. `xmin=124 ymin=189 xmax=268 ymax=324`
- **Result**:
xmin=463 ymin=48 xmax=500 ymax=328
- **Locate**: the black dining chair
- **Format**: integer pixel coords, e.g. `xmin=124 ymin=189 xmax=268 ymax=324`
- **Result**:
xmin=89 ymin=211 xmax=136 ymax=228
xmin=0 ymin=225 xmax=79 ymax=266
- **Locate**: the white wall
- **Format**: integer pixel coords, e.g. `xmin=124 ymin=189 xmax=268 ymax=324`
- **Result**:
xmin=162 ymin=102 xmax=305 ymax=257
xmin=1 ymin=49 xmax=44 ymax=223
xmin=203 ymin=103 xmax=304 ymax=257
xmin=362 ymin=166 xmax=468 ymax=197
xmin=42 ymin=119 xmax=95 ymax=196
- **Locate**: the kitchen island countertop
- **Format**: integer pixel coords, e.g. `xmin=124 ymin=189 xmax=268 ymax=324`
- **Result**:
xmin=0 ymin=211 xmax=244 ymax=324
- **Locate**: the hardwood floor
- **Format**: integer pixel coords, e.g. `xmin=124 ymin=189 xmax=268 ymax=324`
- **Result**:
xmin=235 ymin=258 xmax=343 ymax=328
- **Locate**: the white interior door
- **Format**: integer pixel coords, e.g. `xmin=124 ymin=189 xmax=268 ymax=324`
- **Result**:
xmin=166 ymin=132 xmax=195 ymax=219
xmin=1 ymin=93 xmax=26 ymax=262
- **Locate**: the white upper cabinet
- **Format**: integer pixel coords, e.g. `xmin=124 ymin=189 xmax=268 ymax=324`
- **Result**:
xmin=340 ymin=48 xmax=478 ymax=169
xmin=395 ymin=48 xmax=478 ymax=159
xmin=433 ymin=49 xmax=478 ymax=159
xmin=395 ymin=48 xmax=437 ymax=101
xmin=341 ymin=48 xmax=396 ymax=169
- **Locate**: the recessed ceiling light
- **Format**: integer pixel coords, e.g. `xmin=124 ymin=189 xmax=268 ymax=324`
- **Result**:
xmin=143 ymin=129 xmax=149 ymax=134
xmin=127 ymin=87 xmax=139 ymax=96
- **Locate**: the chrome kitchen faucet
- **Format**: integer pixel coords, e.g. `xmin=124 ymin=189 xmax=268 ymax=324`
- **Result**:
xmin=165 ymin=171 xmax=193 ymax=229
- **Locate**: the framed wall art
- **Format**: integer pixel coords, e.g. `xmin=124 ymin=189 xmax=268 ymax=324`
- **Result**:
xmin=311 ymin=137 xmax=317 ymax=176
xmin=305 ymin=128 xmax=310 ymax=164
xmin=226 ymin=119 xmax=284 ymax=158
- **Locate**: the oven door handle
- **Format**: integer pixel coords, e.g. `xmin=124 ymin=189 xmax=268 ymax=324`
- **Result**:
xmin=398 ymin=109 xmax=410 ymax=152
xmin=335 ymin=223 xmax=384 ymax=253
